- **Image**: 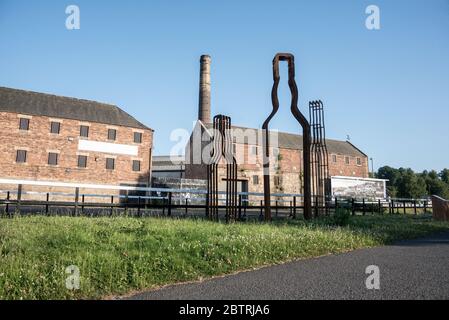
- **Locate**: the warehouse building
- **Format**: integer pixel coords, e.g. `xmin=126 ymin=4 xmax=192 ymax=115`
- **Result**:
xmin=0 ymin=87 xmax=153 ymax=195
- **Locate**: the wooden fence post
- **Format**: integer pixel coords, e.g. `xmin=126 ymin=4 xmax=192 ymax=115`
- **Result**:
xmin=6 ymin=191 xmax=10 ymax=218
xmin=185 ymin=198 xmax=188 ymax=217
xmin=110 ymin=196 xmax=114 ymax=216
xmin=293 ymin=196 xmax=297 ymax=219
xmin=378 ymin=199 xmax=382 ymax=214
xmin=362 ymin=198 xmax=366 ymax=216
xmin=414 ymin=200 xmax=417 ymax=215
xmin=45 ymin=193 xmax=50 ymax=215
xmin=17 ymin=184 xmax=22 ymax=214
xmin=73 ymin=187 xmax=79 ymax=216
xmin=351 ymin=198 xmax=355 ymax=216
xmin=137 ymin=196 xmax=141 ymax=217
xmin=81 ymin=195 xmax=85 ymax=216
xmin=403 ymin=201 xmax=406 ymax=215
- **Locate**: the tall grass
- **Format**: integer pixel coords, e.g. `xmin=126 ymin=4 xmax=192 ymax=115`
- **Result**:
xmin=0 ymin=214 xmax=447 ymax=300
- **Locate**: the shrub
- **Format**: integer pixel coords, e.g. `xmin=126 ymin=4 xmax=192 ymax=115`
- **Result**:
xmin=332 ymin=208 xmax=351 ymax=226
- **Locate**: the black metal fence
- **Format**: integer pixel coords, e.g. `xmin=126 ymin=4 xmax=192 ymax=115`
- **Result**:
xmin=0 ymin=184 xmax=432 ymax=220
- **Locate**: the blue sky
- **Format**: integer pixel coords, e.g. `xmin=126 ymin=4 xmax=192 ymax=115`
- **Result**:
xmin=1 ymin=0 xmax=448 ymax=172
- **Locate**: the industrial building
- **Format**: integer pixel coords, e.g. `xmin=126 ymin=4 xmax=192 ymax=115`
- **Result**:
xmin=0 ymin=87 xmax=153 ymax=193
xmin=154 ymin=55 xmax=370 ymax=197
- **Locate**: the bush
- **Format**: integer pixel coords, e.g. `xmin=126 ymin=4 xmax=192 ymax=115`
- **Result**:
xmin=332 ymin=208 xmax=351 ymax=226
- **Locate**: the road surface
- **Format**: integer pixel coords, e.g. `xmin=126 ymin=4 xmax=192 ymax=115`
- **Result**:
xmin=126 ymin=231 xmax=449 ymax=300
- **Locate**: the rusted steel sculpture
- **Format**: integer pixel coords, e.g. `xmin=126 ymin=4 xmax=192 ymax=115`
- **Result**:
xmin=206 ymin=115 xmax=238 ymax=222
xmin=309 ymin=100 xmax=330 ymax=216
xmin=262 ymin=53 xmax=312 ymax=220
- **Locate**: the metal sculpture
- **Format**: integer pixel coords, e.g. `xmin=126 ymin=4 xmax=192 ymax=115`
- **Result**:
xmin=206 ymin=115 xmax=238 ymax=222
xmin=309 ymin=100 xmax=330 ymax=216
xmin=262 ymin=53 xmax=312 ymax=221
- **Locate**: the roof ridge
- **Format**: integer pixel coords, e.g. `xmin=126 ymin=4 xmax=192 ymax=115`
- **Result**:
xmin=0 ymin=86 xmax=117 ymax=108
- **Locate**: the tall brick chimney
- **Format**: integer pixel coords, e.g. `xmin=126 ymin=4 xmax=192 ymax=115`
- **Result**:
xmin=198 ymin=55 xmax=211 ymax=123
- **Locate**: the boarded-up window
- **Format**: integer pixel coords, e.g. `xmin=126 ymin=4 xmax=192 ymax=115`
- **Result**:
xmin=19 ymin=118 xmax=29 ymax=130
xmin=345 ymin=156 xmax=350 ymax=165
xmin=253 ymin=175 xmax=259 ymax=185
xmin=78 ymin=155 xmax=87 ymax=168
xmin=132 ymin=160 xmax=141 ymax=172
xmin=108 ymin=129 xmax=117 ymax=141
xmin=50 ymin=122 xmax=60 ymax=134
xmin=48 ymin=153 xmax=58 ymax=166
xmin=16 ymin=150 xmax=27 ymax=163
xmin=106 ymin=158 xmax=115 ymax=170
xmin=357 ymin=157 xmax=362 ymax=166
xmin=80 ymin=125 xmax=89 ymax=138
xmin=274 ymin=176 xmax=282 ymax=186
xmin=134 ymin=132 xmax=142 ymax=143
xmin=332 ymin=154 xmax=337 ymax=163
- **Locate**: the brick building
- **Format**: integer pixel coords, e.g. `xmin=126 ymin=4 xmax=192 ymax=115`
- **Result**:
xmin=0 ymin=87 xmax=153 ymax=192
xmin=184 ymin=120 xmax=369 ymax=196
xmin=179 ymin=55 xmax=369 ymax=198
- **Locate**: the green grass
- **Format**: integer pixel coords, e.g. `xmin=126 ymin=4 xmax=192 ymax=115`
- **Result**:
xmin=0 ymin=214 xmax=448 ymax=300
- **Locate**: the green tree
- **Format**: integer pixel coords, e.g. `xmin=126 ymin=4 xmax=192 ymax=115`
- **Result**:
xmin=396 ymin=168 xmax=427 ymax=198
xmin=440 ymin=169 xmax=449 ymax=185
xmin=422 ymin=170 xmax=449 ymax=199
xmin=377 ymin=166 xmax=399 ymax=197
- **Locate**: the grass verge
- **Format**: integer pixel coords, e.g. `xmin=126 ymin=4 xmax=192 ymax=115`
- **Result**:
xmin=0 ymin=214 xmax=448 ymax=299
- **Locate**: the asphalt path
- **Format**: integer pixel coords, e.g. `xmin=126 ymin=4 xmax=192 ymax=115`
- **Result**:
xmin=126 ymin=231 xmax=449 ymax=300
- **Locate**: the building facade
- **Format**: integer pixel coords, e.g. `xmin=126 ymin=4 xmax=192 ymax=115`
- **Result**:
xmin=0 ymin=87 xmax=153 ymax=191
xmin=184 ymin=120 xmax=369 ymax=196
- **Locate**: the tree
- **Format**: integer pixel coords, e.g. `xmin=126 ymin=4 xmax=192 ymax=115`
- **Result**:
xmin=377 ymin=166 xmax=399 ymax=197
xmin=440 ymin=169 xmax=449 ymax=185
xmin=396 ymin=168 xmax=427 ymax=199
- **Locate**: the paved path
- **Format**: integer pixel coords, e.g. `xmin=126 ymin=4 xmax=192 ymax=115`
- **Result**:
xmin=127 ymin=232 xmax=449 ymax=300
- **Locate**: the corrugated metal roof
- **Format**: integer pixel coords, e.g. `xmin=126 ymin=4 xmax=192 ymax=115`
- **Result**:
xmin=0 ymin=87 xmax=151 ymax=130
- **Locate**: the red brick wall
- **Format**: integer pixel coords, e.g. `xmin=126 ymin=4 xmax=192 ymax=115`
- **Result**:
xmin=0 ymin=111 xmax=153 ymax=186
xmin=185 ymin=141 xmax=369 ymax=194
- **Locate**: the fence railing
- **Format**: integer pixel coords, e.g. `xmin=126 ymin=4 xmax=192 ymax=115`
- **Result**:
xmin=0 ymin=181 xmax=433 ymax=219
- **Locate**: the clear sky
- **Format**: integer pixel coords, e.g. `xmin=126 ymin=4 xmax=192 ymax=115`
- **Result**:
xmin=1 ymin=0 xmax=448 ymax=172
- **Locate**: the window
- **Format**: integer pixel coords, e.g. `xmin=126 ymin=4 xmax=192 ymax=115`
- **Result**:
xmin=80 ymin=125 xmax=89 ymax=138
xmin=19 ymin=118 xmax=29 ymax=131
xmin=108 ymin=129 xmax=117 ymax=141
xmin=274 ymin=176 xmax=282 ymax=186
xmin=132 ymin=160 xmax=141 ymax=172
xmin=250 ymin=145 xmax=258 ymax=156
xmin=134 ymin=132 xmax=142 ymax=143
xmin=48 ymin=153 xmax=58 ymax=166
xmin=332 ymin=154 xmax=337 ymax=163
xmin=356 ymin=157 xmax=362 ymax=166
xmin=77 ymin=155 xmax=87 ymax=168
xmin=16 ymin=150 xmax=27 ymax=163
xmin=50 ymin=122 xmax=60 ymax=134
xmin=253 ymin=175 xmax=259 ymax=185
xmin=345 ymin=156 xmax=350 ymax=165
xmin=106 ymin=158 xmax=115 ymax=170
